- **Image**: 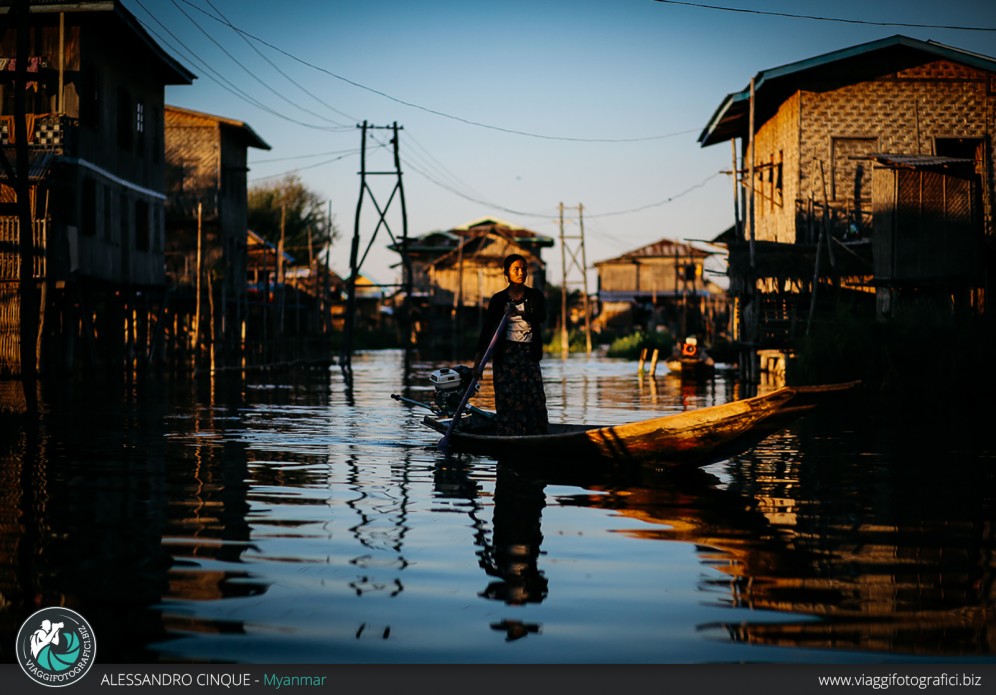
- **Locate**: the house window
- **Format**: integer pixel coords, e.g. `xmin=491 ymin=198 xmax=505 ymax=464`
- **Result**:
xmin=935 ymin=137 xmax=983 ymax=170
xmin=120 ymin=194 xmax=129 ymax=248
xmin=117 ymin=87 xmax=132 ymax=150
xmin=152 ymin=203 xmax=162 ymax=252
xmin=135 ymin=102 xmax=145 ymax=156
xmin=103 ymin=186 xmax=113 ymax=241
xmin=775 ymin=150 xmax=783 ymax=207
xmin=82 ymin=178 xmax=97 ymax=236
xmin=136 ymin=200 xmax=150 ymax=251
xmin=80 ymin=64 xmax=100 ymax=129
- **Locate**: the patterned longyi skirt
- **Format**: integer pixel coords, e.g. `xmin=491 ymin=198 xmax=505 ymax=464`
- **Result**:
xmin=493 ymin=342 xmax=549 ymax=436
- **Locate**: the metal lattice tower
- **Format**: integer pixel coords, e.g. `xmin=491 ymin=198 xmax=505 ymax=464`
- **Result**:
xmin=341 ymin=121 xmax=411 ymax=372
xmin=558 ymin=203 xmax=592 ymax=357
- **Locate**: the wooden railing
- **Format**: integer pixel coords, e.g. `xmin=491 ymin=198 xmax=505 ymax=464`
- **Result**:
xmin=0 ymin=216 xmax=47 ymax=280
xmin=0 ymin=113 xmax=72 ymax=148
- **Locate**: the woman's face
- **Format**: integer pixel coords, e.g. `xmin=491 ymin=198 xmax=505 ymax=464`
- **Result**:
xmin=506 ymin=260 xmax=527 ymax=285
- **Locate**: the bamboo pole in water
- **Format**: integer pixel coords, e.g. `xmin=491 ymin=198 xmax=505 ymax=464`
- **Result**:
xmin=194 ymin=202 xmax=203 ymax=355
xmin=207 ymin=271 xmax=215 ymax=371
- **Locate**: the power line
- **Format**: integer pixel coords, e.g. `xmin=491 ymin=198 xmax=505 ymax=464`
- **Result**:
xmin=404 ymin=159 xmax=556 ymax=220
xmin=405 ymin=155 xmax=722 ymax=223
xmin=132 ymin=0 xmax=350 ymax=132
xmin=201 ymin=0 xmax=360 ymax=124
xmin=653 ymin=0 xmax=996 ymax=32
xmin=248 ymin=148 xmax=368 ymax=183
xmin=173 ymin=0 xmax=700 ymax=144
xmin=585 ymin=171 xmax=723 ymax=218
xmin=170 ymin=0 xmax=350 ymax=128
xmin=252 ymin=147 xmax=361 ymax=164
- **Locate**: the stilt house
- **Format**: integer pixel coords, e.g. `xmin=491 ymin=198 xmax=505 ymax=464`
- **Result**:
xmin=164 ymin=105 xmax=270 ymax=363
xmin=594 ymin=237 xmax=727 ymax=341
xmin=0 ymin=0 xmax=194 ymax=375
xmin=388 ymin=216 xmax=554 ymax=352
xmin=698 ymin=35 xmax=996 ymax=377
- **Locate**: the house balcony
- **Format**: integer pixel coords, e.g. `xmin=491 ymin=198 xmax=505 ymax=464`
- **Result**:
xmin=0 ymin=113 xmax=74 ymax=152
xmin=0 ymin=216 xmax=47 ymax=281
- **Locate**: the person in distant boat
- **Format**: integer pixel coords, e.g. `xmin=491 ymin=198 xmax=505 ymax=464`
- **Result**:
xmin=473 ymin=254 xmax=549 ymax=436
xmin=680 ymin=336 xmax=699 ymax=358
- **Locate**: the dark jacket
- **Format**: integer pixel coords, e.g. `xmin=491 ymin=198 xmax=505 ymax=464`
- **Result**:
xmin=476 ymin=285 xmax=546 ymax=365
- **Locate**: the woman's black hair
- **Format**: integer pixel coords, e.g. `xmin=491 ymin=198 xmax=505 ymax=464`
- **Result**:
xmin=503 ymin=253 xmax=527 ymax=277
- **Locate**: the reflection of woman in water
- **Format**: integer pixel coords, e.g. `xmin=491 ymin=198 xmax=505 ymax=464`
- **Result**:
xmin=479 ymin=467 xmax=548 ymax=608
xmin=31 ymin=619 xmax=64 ymax=658
xmin=434 ymin=460 xmax=548 ymax=641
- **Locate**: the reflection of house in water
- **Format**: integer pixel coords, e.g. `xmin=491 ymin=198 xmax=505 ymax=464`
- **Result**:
xmin=0 ymin=376 xmax=261 ymax=659
xmin=593 ymin=237 xmax=728 ymax=342
xmin=699 ymin=35 xmax=996 ymax=379
xmin=560 ymin=439 xmax=996 ymax=657
xmin=388 ymin=216 xmax=554 ymax=353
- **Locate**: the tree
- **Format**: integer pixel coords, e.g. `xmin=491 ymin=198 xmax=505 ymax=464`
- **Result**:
xmin=248 ymin=175 xmax=339 ymax=265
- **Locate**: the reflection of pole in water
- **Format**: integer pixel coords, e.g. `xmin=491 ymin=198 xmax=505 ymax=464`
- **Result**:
xmin=344 ymin=452 xmax=411 ymax=602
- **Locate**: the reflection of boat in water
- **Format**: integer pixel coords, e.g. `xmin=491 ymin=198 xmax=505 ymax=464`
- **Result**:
xmin=534 ymin=436 xmax=996 ymax=658
xmin=415 ymin=382 xmax=858 ymax=467
xmin=664 ymin=336 xmax=715 ymax=378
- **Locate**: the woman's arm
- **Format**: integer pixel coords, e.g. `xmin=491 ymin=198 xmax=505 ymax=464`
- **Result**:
xmin=529 ymin=287 xmax=546 ymax=326
xmin=474 ymin=292 xmax=505 ymax=375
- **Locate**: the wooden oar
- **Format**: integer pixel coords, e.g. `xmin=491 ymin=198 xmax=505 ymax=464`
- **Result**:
xmin=438 ymin=306 xmax=511 ymax=455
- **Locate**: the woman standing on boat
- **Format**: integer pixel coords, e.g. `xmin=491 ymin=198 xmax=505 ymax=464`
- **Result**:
xmin=473 ymin=254 xmax=549 ymax=436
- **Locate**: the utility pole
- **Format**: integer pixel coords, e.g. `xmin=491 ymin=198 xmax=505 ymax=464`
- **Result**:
xmin=194 ymin=202 xmax=203 ymax=354
xmin=341 ymin=121 xmax=409 ymax=371
xmin=558 ymin=202 xmax=592 ymax=358
xmin=278 ymin=203 xmax=286 ymax=335
xmin=11 ymin=0 xmax=38 ymax=395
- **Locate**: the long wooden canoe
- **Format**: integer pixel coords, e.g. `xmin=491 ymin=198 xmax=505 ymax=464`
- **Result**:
xmin=421 ymin=382 xmax=858 ymax=466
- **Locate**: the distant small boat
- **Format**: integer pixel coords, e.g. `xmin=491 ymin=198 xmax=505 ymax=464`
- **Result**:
xmin=665 ymin=336 xmax=715 ymax=377
xmin=415 ymin=382 xmax=859 ymax=468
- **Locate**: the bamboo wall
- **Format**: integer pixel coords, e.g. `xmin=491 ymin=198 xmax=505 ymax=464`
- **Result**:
xmin=746 ymin=58 xmax=996 ymax=247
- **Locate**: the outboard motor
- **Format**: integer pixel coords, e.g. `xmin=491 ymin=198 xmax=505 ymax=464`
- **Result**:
xmin=429 ymin=365 xmax=477 ymax=416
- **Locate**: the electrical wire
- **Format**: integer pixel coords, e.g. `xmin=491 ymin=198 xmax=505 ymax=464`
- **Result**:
xmin=584 ymin=171 xmax=724 ymax=218
xmin=252 ymin=147 xmax=362 ymax=164
xmin=248 ymin=148 xmax=369 ymax=183
xmin=174 ymin=0 xmax=701 ymax=144
xmin=133 ymin=0 xmax=351 ymax=132
xmin=170 ymin=0 xmax=351 ymax=128
xmin=653 ymin=1 xmax=996 ymax=32
xmin=201 ymin=0 xmax=360 ymax=124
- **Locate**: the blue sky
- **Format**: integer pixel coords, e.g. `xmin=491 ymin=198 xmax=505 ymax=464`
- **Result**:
xmin=130 ymin=0 xmax=996 ymax=289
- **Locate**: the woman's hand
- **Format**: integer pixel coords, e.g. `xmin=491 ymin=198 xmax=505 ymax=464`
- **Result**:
xmin=505 ymin=301 xmax=524 ymax=317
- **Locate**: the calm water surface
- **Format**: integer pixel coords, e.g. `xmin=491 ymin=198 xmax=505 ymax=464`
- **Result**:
xmin=1 ymin=350 xmax=994 ymax=664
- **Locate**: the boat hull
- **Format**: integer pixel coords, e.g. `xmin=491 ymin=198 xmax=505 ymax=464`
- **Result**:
xmin=421 ymin=384 xmax=853 ymax=467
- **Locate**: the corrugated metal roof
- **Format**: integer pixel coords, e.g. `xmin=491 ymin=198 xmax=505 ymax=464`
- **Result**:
xmin=599 ymin=289 xmax=714 ymax=302
xmin=0 ymin=148 xmax=58 ymax=182
xmin=872 ymin=154 xmax=973 ymax=169
xmin=594 ymin=237 xmax=713 ymax=266
xmin=699 ymin=35 xmax=996 ymax=147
